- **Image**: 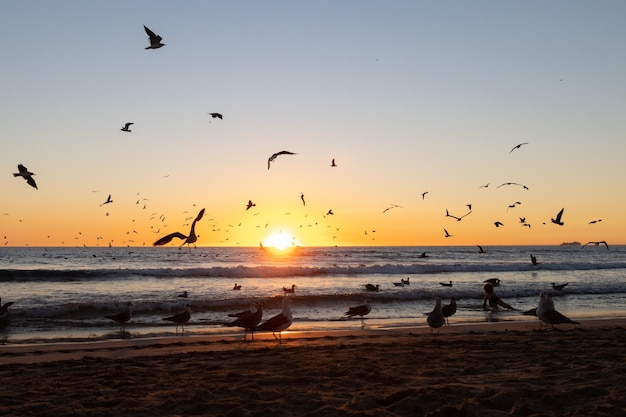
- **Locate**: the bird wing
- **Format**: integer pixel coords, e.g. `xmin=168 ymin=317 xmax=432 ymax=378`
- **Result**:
xmin=26 ymin=177 xmax=38 ymax=189
xmin=17 ymin=164 xmax=28 ymax=174
xmin=153 ymin=232 xmax=187 ymax=246
xmin=257 ymin=312 xmax=289 ymax=330
xmin=555 ymin=208 xmax=564 ymax=222
xmin=194 ymin=208 xmax=205 ymax=223
xmin=144 ymin=25 xmax=161 ymax=42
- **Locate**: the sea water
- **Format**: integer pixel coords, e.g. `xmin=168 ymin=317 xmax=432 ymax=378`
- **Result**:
xmin=1 ymin=245 xmax=625 ymax=344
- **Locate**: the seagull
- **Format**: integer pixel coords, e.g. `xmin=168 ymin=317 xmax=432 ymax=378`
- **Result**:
xmin=383 ymin=204 xmax=403 ymax=213
xmin=256 ymin=297 xmax=293 ymax=343
xmin=163 ymin=305 xmax=191 ymax=333
xmin=300 ymin=192 xmax=306 ymax=206
xmin=226 ymin=303 xmax=263 ymax=339
xmin=427 ymin=297 xmax=445 ymax=333
xmin=536 ymin=292 xmax=580 ymax=328
xmin=401 ymin=277 xmax=410 ymax=286
xmin=551 ymin=282 xmax=569 ymax=291
xmin=208 ymin=113 xmax=223 ymax=119
xmin=439 ymin=281 xmax=453 ymax=287
xmin=477 ymin=245 xmax=486 ymax=254
xmin=421 ymin=191 xmax=428 ymax=200
xmin=444 ymin=229 xmax=452 ymax=238
xmin=582 ymin=241 xmax=609 ymax=250
xmin=326 ymin=209 xmax=334 ymax=216
xmin=153 ymin=208 xmax=205 ymax=250
xmin=283 ymin=284 xmax=296 ymax=294
xmin=494 ymin=221 xmax=504 ymax=227
xmin=441 ymin=298 xmax=458 ymax=325
xmin=331 ymin=158 xmax=337 ymax=167
xmin=13 ymin=164 xmax=37 ymax=189
xmin=246 ymin=200 xmax=256 ymax=210
xmin=144 ymin=25 xmax=165 ymax=49
xmin=588 ymin=219 xmax=602 ymax=224
xmin=509 ymin=142 xmax=528 ymax=153
xmin=232 ymin=283 xmax=242 ymax=290
xmin=267 ymin=151 xmax=296 ymax=169
xmin=345 ymin=299 xmax=371 ymax=327
xmin=106 ymin=302 xmax=132 ymax=331
xmin=530 ymin=254 xmax=538 ymax=265
xmin=445 ymin=209 xmax=471 ymax=221
xmin=120 ymin=122 xmax=133 ymax=132
xmin=484 ymin=278 xmax=501 ymax=286
xmin=551 ymin=208 xmax=565 ymax=226
xmin=364 ymin=284 xmax=380 ymax=292
xmin=177 ymin=291 xmax=189 ymax=298
xmin=497 ymin=182 xmax=529 ymax=190
xmin=100 ymin=194 xmax=113 ymax=206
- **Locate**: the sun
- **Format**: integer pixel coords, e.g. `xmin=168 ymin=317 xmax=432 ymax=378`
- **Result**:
xmin=263 ymin=231 xmax=294 ymax=251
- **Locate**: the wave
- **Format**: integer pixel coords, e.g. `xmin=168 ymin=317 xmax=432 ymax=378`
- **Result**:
xmin=3 ymin=260 xmax=626 ymax=282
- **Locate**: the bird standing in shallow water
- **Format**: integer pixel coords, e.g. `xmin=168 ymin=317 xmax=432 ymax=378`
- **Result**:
xmin=144 ymin=25 xmax=165 ymax=49
xmin=427 ymin=298 xmax=445 ymax=333
xmin=256 ymin=298 xmax=292 ymax=343
xmin=106 ymin=302 xmax=132 ymax=332
xmin=345 ymin=299 xmax=371 ymax=327
xmin=163 ymin=305 xmax=191 ymax=333
xmin=13 ymin=164 xmax=37 ymax=189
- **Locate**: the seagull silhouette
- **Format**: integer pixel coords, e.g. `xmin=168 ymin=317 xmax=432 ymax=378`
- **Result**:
xmin=267 ymin=151 xmax=296 ymax=169
xmin=345 ymin=299 xmax=371 ymax=327
xmin=497 ymin=182 xmax=529 ymax=190
xmin=120 ymin=122 xmax=133 ymax=132
xmin=331 ymin=158 xmax=337 ymax=167
xmin=509 ymin=142 xmax=529 ymax=153
xmin=421 ymin=191 xmax=428 ymax=199
xmin=144 ymin=25 xmax=165 ymax=49
xmin=13 ymin=164 xmax=37 ymax=189
xmin=208 ymin=113 xmax=223 ymax=119
xmin=153 ymin=208 xmax=205 ymax=250
xmin=246 ymin=200 xmax=256 ymax=210
xmin=551 ymin=208 xmax=565 ymax=226
xmin=444 ymin=229 xmax=452 ymax=238
xmin=300 ymin=192 xmax=306 ymax=206
xmin=494 ymin=221 xmax=504 ymax=227
xmin=582 ymin=241 xmax=609 ymax=250
xmin=100 ymin=194 xmax=113 ymax=206
xmin=445 ymin=209 xmax=471 ymax=221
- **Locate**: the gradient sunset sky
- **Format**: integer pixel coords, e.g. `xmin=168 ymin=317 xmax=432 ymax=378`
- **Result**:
xmin=2 ymin=1 xmax=625 ymax=247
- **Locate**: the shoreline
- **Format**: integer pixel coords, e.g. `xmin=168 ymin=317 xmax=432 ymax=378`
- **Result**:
xmin=2 ymin=317 xmax=625 ymax=365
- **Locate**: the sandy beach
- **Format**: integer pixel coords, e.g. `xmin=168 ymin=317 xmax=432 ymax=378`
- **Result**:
xmin=1 ymin=319 xmax=625 ymax=417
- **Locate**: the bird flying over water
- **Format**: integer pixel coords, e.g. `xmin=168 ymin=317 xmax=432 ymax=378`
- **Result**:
xmin=582 ymin=241 xmax=609 ymax=250
xmin=208 ymin=113 xmax=223 ymax=119
xmin=246 ymin=200 xmax=256 ymax=210
xmin=300 ymin=192 xmax=306 ymax=206
xmin=153 ymin=208 xmax=205 ymax=249
xmin=120 ymin=122 xmax=133 ymax=132
xmin=100 ymin=194 xmax=113 ymax=206
xmin=267 ymin=151 xmax=296 ymax=169
xmin=444 ymin=229 xmax=452 ymax=238
xmin=144 ymin=25 xmax=165 ymax=49
xmin=509 ymin=142 xmax=528 ymax=153
xmin=551 ymin=208 xmax=565 ymax=226
xmin=13 ymin=164 xmax=37 ymax=189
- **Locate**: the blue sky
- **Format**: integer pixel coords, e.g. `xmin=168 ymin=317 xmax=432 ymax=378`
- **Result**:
xmin=2 ymin=1 xmax=625 ymax=247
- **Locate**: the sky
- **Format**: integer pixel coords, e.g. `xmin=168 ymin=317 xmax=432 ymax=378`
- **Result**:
xmin=1 ymin=1 xmax=626 ymax=248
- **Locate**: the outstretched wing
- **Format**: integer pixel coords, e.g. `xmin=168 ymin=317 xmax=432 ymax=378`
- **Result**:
xmin=153 ymin=232 xmax=187 ymax=246
xmin=194 ymin=208 xmax=205 ymax=223
xmin=144 ymin=25 xmax=161 ymax=43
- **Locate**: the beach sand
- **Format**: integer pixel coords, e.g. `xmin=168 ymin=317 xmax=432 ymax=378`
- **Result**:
xmin=1 ymin=319 xmax=626 ymax=417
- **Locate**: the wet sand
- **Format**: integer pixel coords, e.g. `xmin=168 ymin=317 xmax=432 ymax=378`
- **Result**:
xmin=1 ymin=319 xmax=625 ymax=416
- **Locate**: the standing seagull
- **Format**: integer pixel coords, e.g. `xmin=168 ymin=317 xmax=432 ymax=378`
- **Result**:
xmin=267 ymin=151 xmax=296 ymax=169
xmin=427 ymin=297 xmax=445 ymax=333
xmin=144 ymin=25 xmax=165 ymax=49
xmin=441 ymin=298 xmax=458 ymax=325
xmin=13 ymin=164 xmax=37 ymax=189
xmin=153 ymin=208 xmax=205 ymax=250
xmin=551 ymin=208 xmax=565 ymax=226
xmin=106 ymin=302 xmax=132 ymax=332
xmin=256 ymin=297 xmax=293 ymax=343
xmin=226 ymin=303 xmax=263 ymax=340
xmin=536 ymin=292 xmax=579 ymax=328
xmin=345 ymin=299 xmax=371 ymax=327
xmin=163 ymin=305 xmax=191 ymax=334
xmin=120 ymin=122 xmax=133 ymax=132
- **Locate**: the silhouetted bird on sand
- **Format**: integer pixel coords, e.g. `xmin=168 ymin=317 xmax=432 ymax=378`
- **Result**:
xmin=551 ymin=208 xmax=565 ymax=226
xmin=226 ymin=303 xmax=263 ymax=339
xmin=427 ymin=297 xmax=445 ymax=333
xmin=120 ymin=122 xmax=133 ymax=132
xmin=208 ymin=113 xmax=223 ymax=119
xmin=13 ymin=164 xmax=37 ymax=189
xmin=267 ymin=151 xmax=296 ymax=169
xmin=345 ymin=299 xmax=371 ymax=327
xmin=106 ymin=302 xmax=132 ymax=331
xmin=144 ymin=25 xmax=165 ymax=49
xmin=441 ymin=297 xmax=458 ymax=325
xmin=537 ymin=293 xmax=579 ymax=328
xmin=153 ymin=208 xmax=205 ymax=250
xmin=256 ymin=297 xmax=293 ymax=343
xmin=163 ymin=305 xmax=191 ymax=333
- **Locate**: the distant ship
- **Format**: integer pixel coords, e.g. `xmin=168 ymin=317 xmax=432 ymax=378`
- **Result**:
xmin=560 ymin=241 xmax=581 ymax=246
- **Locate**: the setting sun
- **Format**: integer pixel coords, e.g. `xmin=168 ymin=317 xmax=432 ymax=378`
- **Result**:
xmin=263 ymin=231 xmax=295 ymax=250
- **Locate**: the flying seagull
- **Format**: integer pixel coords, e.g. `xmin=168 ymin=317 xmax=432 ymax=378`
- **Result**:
xmin=421 ymin=191 xmax=428 ymax=200
xmin=497 ymin=182 xmax=529 ymax=190
xmin=144 ymin=25 xmax=165 ymax=49
xmin=331 ymin=158 xmax=337 ymax=167
xmin=267 ymin=151 xmax=296 ymax=169
xmin=100 ymin=194 xmax=113 ymax=206
xmin=208 ymin=113 xmax=223 ymax=119
xmin=444 ymin=229 xmax=452 ymax=238
xmin=120 ymin=122 xmax=133 ymax=132
xmin=582 ymin=241 xmax=609 ymax=250
xmin=13 ymin=164 xmax=37 ymax=189
xmin=300 ymin=192 xmax=306 ymax=206
xmin=551 ymin=208 xmax=565 ymax=226
xmin=153 ymin=208 xmax=205 ymax=250
xmin=246 ymin=200 xmax=256 ymax=210
xmin=509 ymin=142 xmax=529 ymax=153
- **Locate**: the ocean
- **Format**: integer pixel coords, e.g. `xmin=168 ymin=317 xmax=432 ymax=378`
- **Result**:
xmin=1 ymin=245 xmax=625 ymax=344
